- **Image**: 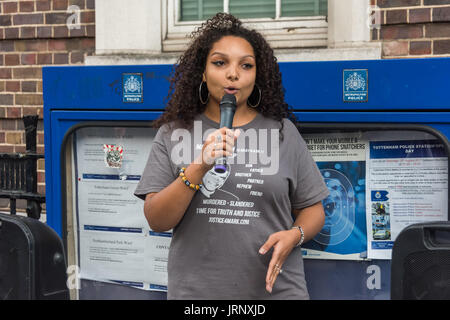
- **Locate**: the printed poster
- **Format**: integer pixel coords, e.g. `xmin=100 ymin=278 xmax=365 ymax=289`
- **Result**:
xmin=365 ymin=131 xmax=448 ymax=259
xmin=302 ymin=133 xmax=368 ymax=260
xmin=73 ymin=126 xmax=170 ymax=291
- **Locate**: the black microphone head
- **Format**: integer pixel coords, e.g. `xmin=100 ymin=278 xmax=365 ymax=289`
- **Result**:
xmin=220 ymin=94 xmax=237 ymax=110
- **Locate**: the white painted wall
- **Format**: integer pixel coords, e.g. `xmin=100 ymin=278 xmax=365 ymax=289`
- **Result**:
xmin=95 ymin=0 xmax=162 ymax=54
xmin=88 ymin=0 xmax=381 ymax=65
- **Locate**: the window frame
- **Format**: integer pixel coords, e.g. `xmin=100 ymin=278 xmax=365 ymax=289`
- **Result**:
xmin=163 ymin=0 xmax=328 ymax=52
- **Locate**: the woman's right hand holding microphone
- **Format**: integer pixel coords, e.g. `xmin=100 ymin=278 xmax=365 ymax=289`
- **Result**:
xmin=195 ymin=127 xmax=241 ymax=171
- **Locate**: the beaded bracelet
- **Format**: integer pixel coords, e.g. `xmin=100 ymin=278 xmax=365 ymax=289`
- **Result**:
xmin=291 ymin=225 xmax=305 ymax=247
xmin=179 ymin=167 xmax=203 ymax=191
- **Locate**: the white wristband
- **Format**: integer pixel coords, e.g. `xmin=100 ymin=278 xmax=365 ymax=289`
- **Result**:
xmin=291 ymin=226 xmax=305 ymax=247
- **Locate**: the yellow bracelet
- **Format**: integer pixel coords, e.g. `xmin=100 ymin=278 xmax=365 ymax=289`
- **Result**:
xmin=179 ymin=167 xmax=202 ymax=191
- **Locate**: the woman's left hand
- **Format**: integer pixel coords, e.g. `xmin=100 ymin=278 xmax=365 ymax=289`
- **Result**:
xmin=259 ymin=229 xmax=300 ymax=293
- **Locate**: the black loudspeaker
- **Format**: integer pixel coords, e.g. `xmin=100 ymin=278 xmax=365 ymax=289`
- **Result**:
xmin=0 ymin=213 xmax=69 ymax=300
xmin=391 ymin=221 xmax=450 ymax=300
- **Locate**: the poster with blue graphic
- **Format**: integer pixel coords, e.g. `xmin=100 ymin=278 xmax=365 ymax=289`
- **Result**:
xmin=366 ymin=132 xmax=448 ymax=259
xmin=303 ymin=133 xmax=368 ymax=260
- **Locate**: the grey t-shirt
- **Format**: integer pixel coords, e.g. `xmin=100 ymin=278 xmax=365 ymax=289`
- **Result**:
xmin=134 ymin=112 xmax=329 ymax=300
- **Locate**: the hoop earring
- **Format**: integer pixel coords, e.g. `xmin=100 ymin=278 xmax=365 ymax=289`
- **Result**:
xmin=247 ymin=85 xmax=261 ymax=108
xmin=199 ymin=81 xmax=210 ymax=104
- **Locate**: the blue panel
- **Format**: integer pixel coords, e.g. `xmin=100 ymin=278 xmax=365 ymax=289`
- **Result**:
xmin=43 ymin=58 xmax=450 ymax=111
xmin=281 ymin=57 xmax=450 ymax=110
xmin=42 ymin=65 xmax=172 ymax=110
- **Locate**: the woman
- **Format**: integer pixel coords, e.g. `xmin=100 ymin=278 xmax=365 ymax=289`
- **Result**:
xmin=135 ymin=13 xmax=329 ymax=299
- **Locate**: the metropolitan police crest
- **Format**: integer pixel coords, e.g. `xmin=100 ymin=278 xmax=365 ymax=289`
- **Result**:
xmin=122 ymin=73 xmax=143 ymax=103
xmin=343 ymin=69 xmax=368 ymax=102
xmin=345 ymin=72 xmax=366 ymax=91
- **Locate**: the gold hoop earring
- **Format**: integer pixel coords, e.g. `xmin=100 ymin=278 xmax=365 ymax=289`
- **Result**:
xmin=247 ymin=85 xmax=261 ymax=108
xmin=199 ymin=81 xmax=209 ymax=104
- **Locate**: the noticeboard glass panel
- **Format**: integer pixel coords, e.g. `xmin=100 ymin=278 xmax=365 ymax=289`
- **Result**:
xmin=63 ymin=124 xmax=448 ymax=300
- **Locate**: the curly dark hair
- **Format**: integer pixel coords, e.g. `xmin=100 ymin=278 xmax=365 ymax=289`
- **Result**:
xmin=153 ymin=12 xmax=296 ymax=138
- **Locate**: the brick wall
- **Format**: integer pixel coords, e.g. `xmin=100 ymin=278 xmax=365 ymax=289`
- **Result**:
xmin=0 ymin=0 xmax=95 ymax=213
xmin=372 ymin=0 xmax=450 ymax=58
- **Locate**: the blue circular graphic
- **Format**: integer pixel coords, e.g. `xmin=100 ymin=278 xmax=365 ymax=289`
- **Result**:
xmin=315 ymin=169 xmax=356 ymax=246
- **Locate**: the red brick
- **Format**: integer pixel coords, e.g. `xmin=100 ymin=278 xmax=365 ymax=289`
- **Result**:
xmin=37 ymin=26 xmax=52 ymax=38
xmin=19 ymin=1 xmax=35 ymax=12
xmin=0 ymin=68 xmax=12 ymax=79
xmin=12 ymin=67 xmax=42 ymax=79
xmin=70 ymin=0 xmax=85 ymax=9
xmin=409 ymin=8 xmax=431 ymax=24
xmin=22 ymin=106 xmax=38 ymax=116
xmin=21 ymin=53 xmax=37 ymax=65
xmin=14 ymin=145 xmax=27 ymax=153
xmin=69 ymin=25 xmax=85 ymax=37
xmin=426 ymin=23 xmax=450 ymax=37
xmin=380 ymin=24 xmax=423 ymax=40
xmin=410 ymin=41 xmax=431 ymax=55
xmin=81 ymin=38 xmax=95 ymax=49
xmin=386 ymin=10 xmax=407 ymax=24
xmin=22 ymin=81 xmax=37 ymax=92
xmin=13 ymin=13 xmax=44 ymax=25
xmin=48 ymin=39 xmax=67 ymax=50
xmin=3 ymin=2 xmax=18 ymax=14
xmin=15 ymin=39 xmax=47 ymax=52
xmin=45 ymin=12 xmax=67 ymax=24
xmin=54 ymin=53 xmax=68 ymax=64
xmin=434 ymin=39 xmax=450 ymax=54
xmin=425 ymin=0 xmax=450 ymax=4
xmin=37 ymin=53 xmax=52 ymax=65
xmin=37 ymin=184 xmax=45 ymax=195
xmin=0 ymin=94 xmax=14 ymax=105
xmin=21 ymin=26 xmax=36 ymax=39
xmin=86 ymin=0 xmax=95 ymax=9
xmin=0 ymin=15 xmax=12 ymax=26
xmin=37 ymin=132 xmax=44 ymax=144
xmin=382 ymin=41 xmax=409 ymax=56
xmin=70 ymin=51 xmax=84 ymax=64
xmin=4 ymin=54 xmax=19 ymax=66
xmin=81 ymin=11 xmax=95 ymax=23
xmin=54 ymin=26 xmax=68 ymax=38
xmin=6 ymin=132 xmax=22 ymax=144
xmin=36 ymin=0 xmax=51 ymax=11
xmin=6 ymin=106 xmax=21 ymax=117
xmin=86 ymin=24 xmax=95 ymax=37
xmin=15 ymin=93 xmax=43 ymax=105
xmin=0 ymin=40 xmax=15 ymax=52
xmin=433 ymin=7 xmax=450 ymax=23
xmin=0 ymin=145 xmax=14 ymax=153
xmin=53 ymin=0 xmax=68 ymax=10
xmin=4 ymin=27 xmax=19 ymax=39
xmin=5 ymin=81 xmax=20 ymax=92
xmin=378 ymin=0 xmax=420 ymax=8
xmin=0 ymin=132 xmax=5 ymax=143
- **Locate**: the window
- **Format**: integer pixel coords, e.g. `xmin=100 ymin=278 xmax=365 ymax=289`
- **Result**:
xmin=164 ymin=0 xmax=328 ymax=51
xmin=179 ymin=0 xmax=327 ymax=21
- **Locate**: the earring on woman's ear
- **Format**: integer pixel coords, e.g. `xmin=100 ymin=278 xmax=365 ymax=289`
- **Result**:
xmin=199 ymin=81 xmax=210 ymax=104
xmin=247 ymin=84 xmax=261 ymax=108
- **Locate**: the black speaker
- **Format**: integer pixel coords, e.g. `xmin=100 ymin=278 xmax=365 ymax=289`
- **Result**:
xmin=391 ymin=221 xmax=450 ymax=300
xmin=0 ymin=213 xmax=69 ymax=300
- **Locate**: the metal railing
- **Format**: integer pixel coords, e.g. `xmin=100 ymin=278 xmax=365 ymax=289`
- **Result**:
xmin=0 ymin=115 xmax=45 ymax=219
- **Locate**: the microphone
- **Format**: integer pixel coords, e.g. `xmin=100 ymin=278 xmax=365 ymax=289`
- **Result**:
xmin=214 ymin=94 xmax=237 ymax=174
